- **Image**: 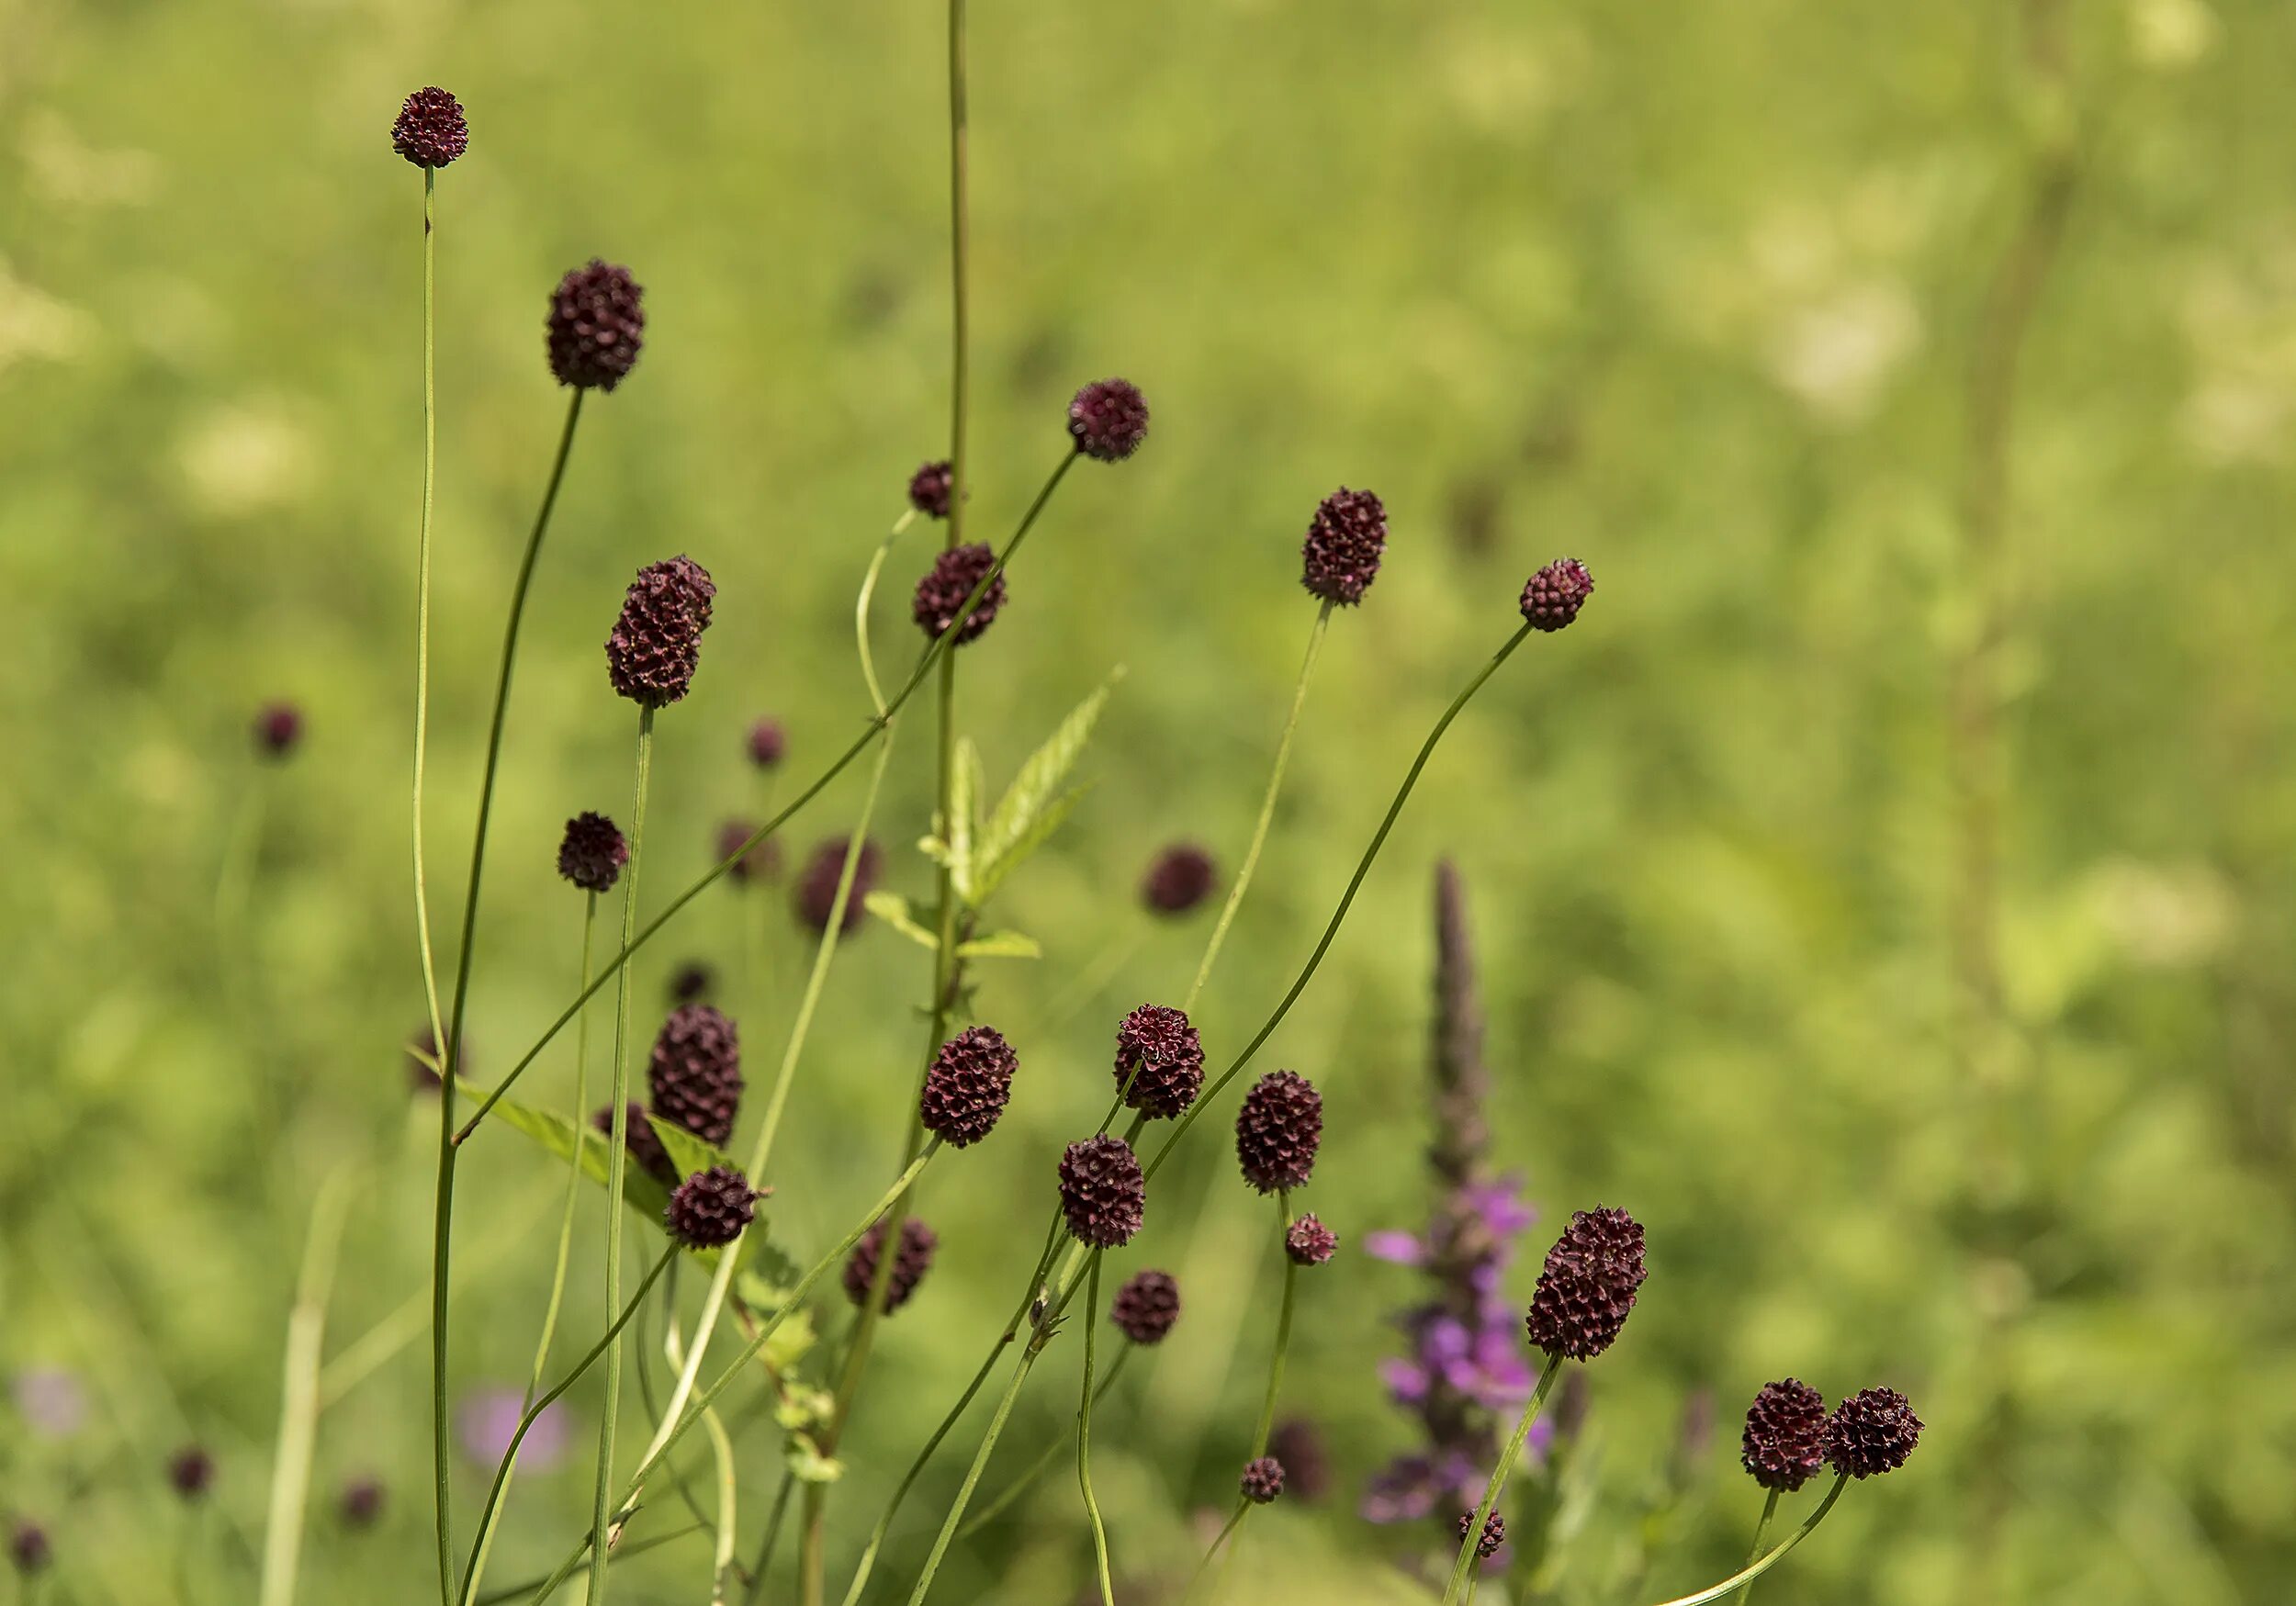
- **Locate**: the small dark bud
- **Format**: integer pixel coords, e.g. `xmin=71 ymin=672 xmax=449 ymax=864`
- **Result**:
xmin=908 ymin=460 xmax=954 ymax=519
xmin=1058 ymin=1134 xmax=1146 ymax=1248
xmin=665 ymin=1165 xmax=758 ymax=1249
xmin=1741 ymin=1379 xmax=1828 ymax=1492
xmin=794 ymin=836 xmax=881 ymax=935
xmin=1239 ymin=1456 xmax=1285 ymax=1504
xmin=557 ymin=811 xmax=628 ymax=893
xmin=1109 ymin=1268 xmax=1181 ymax=1345
xmin=1300 ymin=488 xmax=1388 ymax=608
xmin=167 ymin=1445 xmax=215 ymax=1500
xmin=1458 ymin=1509 xmax=1505 ymax=1561
xmin=717 ymin=819 xmax=782 ymax=885
xmin=842 ymin=1218 xmax=939 ymax=1314
xmin=391 ymin=86 xmax=468 ymax=169
xmin=647 ymin=1004 xmax=743 ymax=1147
xmin=669 ymin=961 xmax=715 ymax=1004
xmin=605 ymin=555 xmax=715 ymax=708
xmin=919 ymin=1026 xmax=1019 ymax=1148
xmin=547 ymin=260 xmax=645 ymax=392
xmin=1284 ymin=1213 xmax=1337 ymax=1266
xmin=8 ymin=1522 xmax=50 ymax=1576
xmin=1140 ymin=843 xmax=1217 ymax=915
xmin=1113 ymin=1005 xmax=1205 ymax=1119
xmin=1067 ymin=378 xmax=1150 ymax=462
xmin=1519 ymin=558 xmax=1593 ymax=633
xmin=340 ymin=1477 xmax=385 ymax=1528
xmin=747 ymin=718 xmax=786 ymax=768
xmin=593 ymin=1102 xmax=677 ymax=1185
xmin=253 ymin=701 xmax=303 ymax=758
xmin=911 ymin=543 xmax=1007 ymax=646
xmin=1524 ymin=1207 xmax=1647 ymax=1362
xmin=1822 ymin=1387 xmax=1921 ymax=1479
xmin=1234 ymin=1070 xmax=1323 ymax=1194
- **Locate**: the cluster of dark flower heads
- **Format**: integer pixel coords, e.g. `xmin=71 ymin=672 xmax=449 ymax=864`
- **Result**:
xmin=1058 ymin=1134 xmax=1145 ymax=1247
xmin=605 ymin=556 xmax=715 ymax=707
xmin=919 ymin=1026 xmax=1019 ymax=1148
xmin=844 ymin=1217 xmax=939 ymax=1314
xmin=912 ymin=543 xmax=1007 ymax=646
xmin=666 ymin=1165 xmax=757 ymax=1249
xmin=548 ymin=260 xmax=646 ymax=391
xmin=1458 ymin=1508 xmax=1505 ymax=1561
xmin=1140 ymin=842 xmax=1216 ymax=915
xmin=717 ymin=818 xmax=782 ymax=885
xmin=557 ymin=811 xmax=627 ymax=893
xmin=794 ymin=835 xmax=881 ymax=934
xmin=1235 ymin=1070 xmax=1322 ymax=1193
xmin=1525 ymin=1206 xmax=1646 ymax=1362
xmin=391 ymin=86 xmax=468 ymax=169
xmin=908 ymin=460 xmax=954 ymax=520
xmin=1239 ymin=1455 xmax=1286 ymax=1504
xmin=647 ymin=1003 xmax=742 ymax=1146
xmin=1109 ymin=1268 xmax=1182 ymax=1345
xmin=1113 ymin=1005 xmax=1204 ymax=1118
xmin=1285 ymin=1213 xmax=1337 ymax=1266
xmin=1301 ymin=487 xmax=1388 ymax=607
xmin=1068 ymin=378 xmax=1150 ymax=462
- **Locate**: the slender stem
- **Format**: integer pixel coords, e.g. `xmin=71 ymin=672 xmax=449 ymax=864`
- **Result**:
xmin=1739 ymin=1488 xmax=1782 ymax=1606
xmin=957 ymin=1347 xmax=1131 ymax=1540
xmin=857 ymin=511 xmax=919 ymax=718
xmin=904 ymin=1342 xmax=1044 ymax=1606
xmin=740 ymin=1469 xmax=798 ymax=1606
xmin=456 ymin=455 xmax=1074 ymax=1144
xmin=432 ymin=388 xmax=586 ymax=1602
xmin=946 ymin=0 xmax=969 ymax=559
xmin=1185 ymin=601 xmax=1332 ymax=1010
xmin=586 ymin=708 xmax=655 ymax=1605
xmin=1441 ymin=1354 xmax=1564 ymax=1605
xmin=702 ymin=1402 xmax=740 ymax=1604
xmin=1076 ymin=1252 xmax=1116 ymax=1606
xmin=1638 ymin=1475 xmax=1849 ymax=1606
xmin=1179 ymin=1506 xmax=1247 ymax=1603
xmin=472 ymin=1525 xmax=704 ymax=1606
xmin=1249 ymin=1192 xmax=1298 ymax=1456
xmin=411 ymin=163 xmax=447 ymax=1092
xmin=257 ymin=1168 xmax=355 ymax=1606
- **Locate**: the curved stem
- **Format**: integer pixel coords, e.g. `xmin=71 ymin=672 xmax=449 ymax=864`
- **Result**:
xmin=432 ymin=387 xmax=586 ymax=1603
xmin=1441 ymin=1354 xmax=1564 ymax=1605
xmin=1179 ymin=1505 xmax=1247 ymax=1604
xmin=904 ymin=1342 xmax=1044 ymax=1606
xmin=411 ymin=163 xmax=447 ymax=1115
xmin=257 ymin=1167 xmax=355 ymax=1606
xmin=1739 ymin=1488 xmax=1781 ymax=1606
xmin=1638 ymin=1474 xmax=1848 ymax=1606
xmin=740 ymin=1468 xmax=799 ymax=1606
xmin=471 ymin=1524 xmax=704 ymax=1606
xmin=857 ymin=512 xmax=918 ymax=718
xmin=957 ymin=1347 xmax=1131 ymax=1540
xmin=585 ymin=709 xmax=655 ymax=1605
xmin=1076 ymin=1252 xmax=1115 ymax=1606
xmin=1200 ymin=1191 xmax=1300 ymax=1598
xmin=1185 ymin=601 xmax=1332 ymax=1011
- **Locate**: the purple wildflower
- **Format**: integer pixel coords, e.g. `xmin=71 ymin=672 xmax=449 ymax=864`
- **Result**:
xmin=457 ymin=1387 xmax=568 ymax=1472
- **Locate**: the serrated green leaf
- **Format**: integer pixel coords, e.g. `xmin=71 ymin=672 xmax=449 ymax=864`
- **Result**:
xmin=953 ymin=929 xmax=1042 ymax=960
xmin=861 ymin=890 xmax=940 ymax=951
xmin=949 ymin=739 xmax=984 ymax=902
xmin=971 ymin=782 xmax=1093 ymax=905
xmin=643 ymin=1113 xmax=743 ymax=1183
xmin=458 ymin=1078 xmax=670 ymax=1222
xmin=971 ymin=669 xmax=1121 ymax=904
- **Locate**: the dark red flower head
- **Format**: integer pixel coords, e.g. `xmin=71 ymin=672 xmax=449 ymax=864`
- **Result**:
xmin=1301 ymin=488 xmax=1388 ymax=607
xmin=911 ymin=543 xmax=1007 ymax=646
xmin=340 ymin=1477 xmax=385 ymax=1528
xmin=253 ymin=701 xmax=303 ymax=758
xmin=669 ymin=961 xmax=715 ymax=1004
xmin=908 ymin=460 xmax=954 ymax=519
xmin=593 ymin=1102 xmax=677 ymax=1184
xmin=1823 ymin=1387 xmax=1921 ymax=1479
xmin=1458 ymin=1509 xmax=1505 ymax=1560
xmin=1113 ymin=1005 xmax=1204 ymax=1119
xmin=717 ymin=819 xmax=782 ymax=885
xmin=919 ymin=1026 xmax=1019 ymax=1148
xmin=1140 ymin=843 xmax=1217 ymax=915
xmin=1268 ymin=1420 xmax=1330 ymax=1502
xmin=842 ymin=1217 xmax=939 ymax=1314
xmin=1240 ymin=1456 xmax=1285 ymax=1505
xmin=1525 ymin=1206 xmax=1647 ymax=1361
xmin=557 ymin=811 xmax=627 ymax=893
xmin=167 ymin=1446 xmax=215 ymax=1500
xmin=547 ymin=260 xmax=645 ymax=391
xmin=1285 ymin=1213 xmax=1337 ymax=1266
xmin=665 ymin=1165 xmax=757 ymax=1249
xmin=1067 ymin=378 xmax=1150 ymax=462
xmin=1235 ymin=1070 xmax=1322 ymax=1193
xmin=794 ymin=836 xmax=881 ymax=934
xmin=647 ymin=1004 xmax=742 ymax=1147
xmin=1741 ymin=1379 xmax=1829 ymax=1492
xmin=605 ymin=555 xmax=715 ymax=707
xmin=1519 ymin=558 xmax=1593 ymax=633
xmin=9 ymin=1522 xmax=50 ymax=1576
xmin=392 ymin=86 xmax=468 ymax=168
xmin=1058 ymin=1134 xmax=1146 ymax=1248
xmin=1109 ymin=1268 xmax=1181 ymax=1345
xmin=747 ymin=718 xmax=786 ymax=768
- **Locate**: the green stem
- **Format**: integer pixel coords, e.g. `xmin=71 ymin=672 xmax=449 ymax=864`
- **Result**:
xmin=1739 ymin=1487 xmax=1781 ymax=1606
xmin=1076 ymin=1252 xmax=1115 ymax=1606
xmin=472 ymin=1524 xmax=705 ymax=1605
xmin=257 ymin=1168 xmax=355 ymax=1606
xmin=739 ymin=1469 xmax=798 ymax=1606
xmin=1185 ymin=601 xmax=1332 ymax=1011
xmin=1249 ymin=1192 xmax=1299 ymax=1456
xmin=1441 ymin=1354 xmax=1564 ymax=1605
xmin=586 ymin=707 xmax=655 ymax=1606
xmin=904 ymin=1340 xmax=1045 ymax=1606
xmin=432 ymin=387 xmax=586 ymax=1603
xmin=1179 ymin=1505 xmax=1247 ymax=1604
xmin=1637 ymin=1475 xmax=1848 ymax=1606
xmin=957 ymin=1347 xmax=1130 ymax=1540
xmin=857 ymin=511 xmax=919 ymax=719
xmin=411 ymin=163 xmax=447 ymax=1122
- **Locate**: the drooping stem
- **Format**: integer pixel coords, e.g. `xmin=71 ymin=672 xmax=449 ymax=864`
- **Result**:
xmin=411 ymin=163 xmax=447 ymax=1105
xmin=585 ymin=708 xmax=656 ymax=1606
xmin=957 ymin=1346 xmax=1131 ymax=1540
xmin=1637 ymin=1474 xmax=1848 ymax=1606
xmin=431 ymin=387 xmax=586 ymax=1604
xmin=1441 ymin=1353 xmax=1564 ymax=1605
xmin=1076 ymin=1252 xmax=1116 ymax=1606
xmin=257 ymin=1167 xmax=355 ymax=1606
xmin=1194 ymin=1191 xmax=1300 ymax=1600
xmin=1738 ymin=1488 xmax=1782 ymax=1606
xmin=1186 ymin=601 xmax=1333 ymax=1010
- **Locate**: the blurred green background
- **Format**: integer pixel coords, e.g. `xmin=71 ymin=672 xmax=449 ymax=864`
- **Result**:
xmin=5 ymin=0 xmax=2293 ymax=1601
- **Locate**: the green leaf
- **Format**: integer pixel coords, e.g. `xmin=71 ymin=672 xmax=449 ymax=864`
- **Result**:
xmin=458 ymin=1078 xmax=670 ymax=1222
xmin=972 ymin=668 xmax=1122 ymax=904
xmin=643 ymin=1114 xmax=743 ymax=1184
xmin=954 ymin=928 xmax=1042 ymax=960
xmin=970 ymin=783 xmax=1093 ymax=906
xmin=949 ymin=738 xmax=985 ymax=903
xmin=785 ymin=1437 xmax=845 ymax=1485
xmin=861 ymin=891 xmax=940 ymax=951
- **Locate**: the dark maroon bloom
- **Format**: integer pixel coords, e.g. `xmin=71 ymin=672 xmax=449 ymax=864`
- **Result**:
xmin=1524 ymin=1207 xmax=1647 ymax=1362
xmin=1268 ymin=1420 xmax=1330 ymax=1502
xmin=1742 ymin=1379 xmax=1829 ymax=1492
xmin=1285 ymin=1213 xmax=1337 ymax=1266
xmin=8 ymin=1522 xmax=50 ymax=1576
xmin=717 ymin=819 xmax=782 ymax=885
xmin=669 ymin=961 xmax=715 ymax=1003
xmin=1240 ymin=1456 xmax=1285 ymax=1505
xmin=794 ymin=836 xmax=881 ymax=934
xmin=1058 ymin=1135 xmax=1145 ymax=1248
xmin=647 ymin=1004 xmax=743 ymax=1147
xmin=747 ymin=718 xmax=786 ymax=768
xmin=1458 ymin=1509 xmax=1505 ymax=1560
xmin=167 ymin=1445 xmax=215 ymax=1500
xmin=665 ymin=1165 xmax=758 ymax=1249
xmin=593 ymin=1102 xmax=677 ymax=1185
xmin=1113 ymin=1005 xmax=1204 ymax=1119
xmin=1140 ymin=843 xmax=1217 ymax=915
xmin=253 ymin=701 xmax=302 ymax=758
xmin=908 ymin=460 xmax=954 ymax=519
xmin=1235 ymin=1070 xmax=1322 ymax=1194
xmin=911 ymin=543 xmax=1007 ymax=646
xmin=547 ymin=260 xmax=645 ymax=391
xmin=919 ymin=1026 xmax=1019 ymax=1149
xmin=604 ymin=555 xmax=715 ymax=709
xmin=1519 ymin=558 xmax=1593 ymax=633
xmin=1109 ymin=1268 xmax=1181 ymax=1345
xmin=1068 ymin=378 xmax=1150 ymax=462
xmin=340 ymin=1477 xmax=385 ymax=1528
xmin=391 ymin=86 xmax=468 ymax=168
xmin=1823 ymin=1387 xmax=1921 ymax=1479
xmin=1300 ymin=488 xmax=1388 ymax=607
xmin=557 ymin=811 xmax=627 ymax=893
xmin=842 ymin=1218 xmax=939 ymax=1314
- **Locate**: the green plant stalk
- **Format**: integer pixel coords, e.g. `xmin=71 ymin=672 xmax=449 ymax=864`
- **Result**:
xmin=903 ymin=1334 xmax=1048 ymax=1606
xmin=1441 ymin=1354 xmax=1564 ymax=1605
xmin=1739 ymin=1488 xmax=1780 ymax=1606
xmin=473 ymin=1525 xmax=705 ymax=1606
xmin=957 ymin=1346 xmax=1131 ymax=1539
xmin=740 ymin=1469 xmax=798 ymax=1606
xmin=411 ymin=164 xmax=448 ymax=1115
xmin=456 ymin=455 xmax=1074 ymax=1144
xmin=1076 ymin=1252 xmax=1116 ymax=1606
xmin=1638 ymin=1475 xmax=1848 ymax=1606
xmin=1185 ymin=601 xmax=1333 ymax=1010
xmin=585 ymin=708 xmax=656 ymax=1606
xmin=257 ymin=1168 xmax=355 ymax=1606
xmin=1197 ymin=1191 xmax=1300 ymax=1600
xmin=1179 ymin=1505 xmax=1247 ymax=1603
xmin=664 ymin=1303 xmax=743 ymax=1603
xmin=432 ymin=387 xmax=586 ymax=1602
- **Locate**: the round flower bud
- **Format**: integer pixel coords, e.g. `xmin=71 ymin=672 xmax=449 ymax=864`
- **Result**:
xmin=842 ymin=1218 xmax=939 ymax=1314
xmin=168 ymin=1446 xmax=215 ymax=1500
xmin=1741 ymin=1379 xmax=1828 ymax=1492
xmin=747 ymin=718 xmax=786 ymax=769
xmin=253 ymin=701 xmax=303 ymax=758
xmin=1525 ymin=1206 xmax=1647 ymax=1362
xmin=1240 ymin=1456 xmax=1285 ymax=1505
xmin=1519 ymin=558 xmax=1593 ymax=633
xmin=1822 ymin=1387 xmax=1921 ymax=1479
xmin=1235 ymin=1070 xmax=1322 ymax=1193
xmin=919 ymin=1025 xmax=1019 ymax=1148
xmin=669 ymin=961 xmax=714 ymax=1004
xmin=1113 ymin=1005 xmax=1204 ymax=1119
xmin=547 ymin=260 xmax=645 ymax=391
xmin=1458 ymin=1509 xmax=1505 ymax=1561
xmin=1058 ymin=1134 xmax=1146 ymax=1248
xmin=605 ymin=555 xmax=715 ymax=707
xmin=911 ymin=543 xmax=1007 ymax=646
xmin=557 ymin=811 xmax=627 ymax=893
xmin=391 ymin=86 xmax=468 ymax=168
xmin=1285 ymin=1213 xmax=1337 ymax=1266
xmin=908 ymin=460 xmax=954 ymax=520
xmin=717 ymin=819 xmax=782 ymax=885
xmin=794 ymin=836 xmax=881 ymax=934
xmin=593 ymin=1102 xmax=677 ymax=1185
xmin=1109 ymin=1269 xmax=1181 ymax=1345
xmin=340 ymin=1477 xmax=385 ymax=1528
xmin=647 ymin=1004 xmax=743 ymax=1146
xmin=1067 ymin=378 xmax=1150 ymax=462
xmin=1300 ymin=488 xmax=1388 ymax=607
xmin=1140 ymin=843 xmax=1217 ymax=915
xmin=665 ymin=1165 xmax=757 ymax=1249
xmin=9 ymin=1521 xmax=51 ymax=1576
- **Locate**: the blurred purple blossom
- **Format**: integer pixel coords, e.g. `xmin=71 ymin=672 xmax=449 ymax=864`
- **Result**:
xmin=11 ymin=1368 xmax=86 ymax=1439
xmin=457 ymin=1387 xmax=568 ymax=1472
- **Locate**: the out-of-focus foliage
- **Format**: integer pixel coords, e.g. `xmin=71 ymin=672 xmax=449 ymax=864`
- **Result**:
xmin=3 ymin=1 xmax=2291 ymax=1602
